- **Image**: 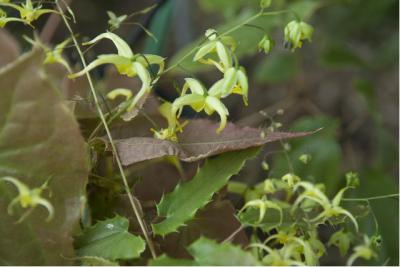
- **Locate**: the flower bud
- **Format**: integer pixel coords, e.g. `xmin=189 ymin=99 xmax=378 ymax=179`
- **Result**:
xmin=284 ymin=20 xmax=314 ymax=51
xmin=260 ymin=0 xmax=272 ymax=9
xmin=258 ymin=34 xmax=274 ymax=54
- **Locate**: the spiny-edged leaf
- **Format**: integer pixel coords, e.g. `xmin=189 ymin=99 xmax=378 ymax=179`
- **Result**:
xmin=188 ymin=237 xmax=260 ymax=266
xmin=160 ymin=200 xmax=248 ymax=258
xmin=0 ymin=48 xmax=88 ymax=265
xmin=74 ymin=215 xmax=145 ymax=261
xmin=151 ymin=148 xmax=259 ymax=236
xmin=149 ymin=254 xmax=197 ymax=266
xmin=114 ymin=119 xmax=316 ymax=165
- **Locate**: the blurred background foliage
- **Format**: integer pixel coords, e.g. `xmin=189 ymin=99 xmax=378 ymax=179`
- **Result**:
xmin=2 ymin=0 xmax=398 ymax=265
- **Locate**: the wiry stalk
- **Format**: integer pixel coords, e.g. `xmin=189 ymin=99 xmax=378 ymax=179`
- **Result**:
xmin=55 ymin=0 xmax=157 ymax=258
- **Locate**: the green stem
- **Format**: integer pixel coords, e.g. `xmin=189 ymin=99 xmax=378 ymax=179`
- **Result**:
xmin=162 ymin=9 xmax=289 ymax=74
xmin=342 ymin=193 xmax=399 ymax=202
xmin=55 ymin=1 xmax=157 ymax=258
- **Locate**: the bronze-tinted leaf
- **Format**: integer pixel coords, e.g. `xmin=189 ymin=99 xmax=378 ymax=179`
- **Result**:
xmin=113 ymin=119 xmax=317 ymax=165
xmin=0 ymin=48 xmax=89 ymax=265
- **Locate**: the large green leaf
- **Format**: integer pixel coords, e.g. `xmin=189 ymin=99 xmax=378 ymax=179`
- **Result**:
xmin=150 ymin=237 xmax=260 ymax=266
xmin=188 ymin=237 xmax=260 ymax=265
xmin=149 ymin=254 xmax=197 ymax=266
xmin=152 ymin=148 xmax=260 ymax=236
xmin=0 ymin=48 xmax=89 ymax=265
xmin=74 ymin=216 xmax=145 ymax=261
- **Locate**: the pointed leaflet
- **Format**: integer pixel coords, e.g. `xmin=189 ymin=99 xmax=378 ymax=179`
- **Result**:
xmin=151 ymin=148 xmax=259 ymax=236
xmin=0 ymin=48 xmax=88 ymax=264
xmin=74 ymin=216 xmax=145 ymax=261
xmin=114 ymin=119 xmax=316 ymax=165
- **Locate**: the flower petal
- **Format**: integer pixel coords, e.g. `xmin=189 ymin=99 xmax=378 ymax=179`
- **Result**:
xmin=83 ymin=32 xmax=133 ymax=58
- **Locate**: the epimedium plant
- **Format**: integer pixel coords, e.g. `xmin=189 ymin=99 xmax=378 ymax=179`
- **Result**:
xmin=0 ymin=0 xmax=396 ymax=266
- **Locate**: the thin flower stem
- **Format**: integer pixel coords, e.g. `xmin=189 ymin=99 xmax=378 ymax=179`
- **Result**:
xmin=162 ymin=10 xmax=289 ymax=74
xmin=342 ymin=193 xmax=399 ymax=202
xmin=55 ymin=0 xmax=157 ymax=258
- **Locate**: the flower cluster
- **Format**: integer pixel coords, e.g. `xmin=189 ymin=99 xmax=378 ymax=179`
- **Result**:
xmin=230 ymin=163 xmax=378 ymax=265
xmin=154 ymin=29 xmax=249 ymax=140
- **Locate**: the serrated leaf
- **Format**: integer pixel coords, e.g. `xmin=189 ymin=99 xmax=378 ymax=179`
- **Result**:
xmin=151 ymin=148 xmax=259 ymax=236
xmin=188 ymin=237 xmax=260 ymax=266
xmin=160 ymin=200 xmax=248 ymax=258
xmin=0 ymin=48 xmax=88 ymax=265
xmin=74 ymin=216 xmax=145 ymax=261
xmin=114 ymin=119 xmax=315 ymax=165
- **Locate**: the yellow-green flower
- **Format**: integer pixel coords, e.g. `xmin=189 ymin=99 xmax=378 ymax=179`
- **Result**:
xmin=1 ymin=0 xmax=57 ymax=24
xmin=152 ymin=102 xmax=187 ymax=142
xmin=172 ymin=78 xmax=229 ymax=133
xmin=347 ymin=236 xmax=377 ymax=266
xmin=293 ymin=182 xmax=359 ymax=231
xmin=0 ymin=8 xmax=26 ymax=27
xmin=239 ymin=197 xmax=282 ymax=225
xmin=193 ymin=29 xmax=236 ymax=72
xmin=70 ymin=32 xmax=164 ymax=118
xmin=107 ymin=11 xmax=127 ymax=30
xmin=1 ymin=176 xmax=54 ymax=222
xmin=44 ymin=38 xmax=72 ymax=73
xmin=284 ymin=20 xmax=314 ymax=51
xmin=208 ymin=66 xmax=249 ymax=105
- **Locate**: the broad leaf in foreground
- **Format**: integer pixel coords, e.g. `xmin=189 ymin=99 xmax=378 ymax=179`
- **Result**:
xmin=0 ymin=48 xmax=88 ymax=265
xmin=74 ymin=215 xmax=145 ymax=261
xmin=114 ymin=119 xmax=316 ymax=165
xmin=151 ymin=148 xmax=259 ymax=236
xmin=150 ymin=237 xmax=260 ymax=266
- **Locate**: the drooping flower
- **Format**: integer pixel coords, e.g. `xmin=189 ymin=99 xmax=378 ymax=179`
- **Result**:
xmin=0 ymin=176 xmax=54 ymax=222
xmin=293 ymin=182 xmax=359 ymax=231
xmin=208 ymin=66 xmax=249 ymax=105
xmin=172 ymin=78 xmax=229 ymax=133
xmin=193 ymin=29 xmax=236 ymax=72
xmin=69 ymin=32 xmax=164 ymax=119
xmin=152 ymin=101 xmax=187 ymax=142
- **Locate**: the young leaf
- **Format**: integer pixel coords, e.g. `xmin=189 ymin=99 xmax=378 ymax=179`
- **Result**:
xmin=188 ymin=237 xmax=260 ymax=266
xmin=0 ymin=48 xmax=88 ymax=265
xmin=74 ymin=215 xmax=145 ymax=261
xmin=113 ymin=119 xmax=316 ymax=165
xmin=151 ymin=148 xmax=260 ymax=236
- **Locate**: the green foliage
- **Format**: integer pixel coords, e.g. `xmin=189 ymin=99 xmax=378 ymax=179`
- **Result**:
xmin=74 ymin=216 xmax=145 ymax=261
xmin=255 ymin=52 xmax=298 ymax=84
xmin=152 ymin=148 xmax=259 ymax=236
xmin=151 ymin=237 xmax=260 ymax=266
xmin=0 ymin=48 xmax=88 ymax=265
xmin=0 ymin=0 xmax=397 ymax=265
